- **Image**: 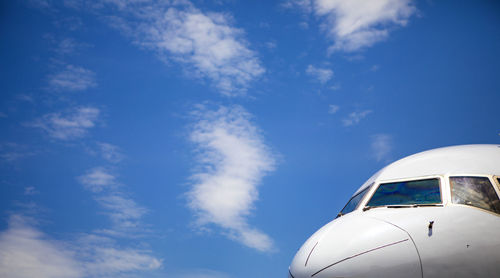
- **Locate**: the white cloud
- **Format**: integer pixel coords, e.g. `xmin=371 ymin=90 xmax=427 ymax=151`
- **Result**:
xmin=306 ymin=65 xmax=334 ymax=84
xmin=26 ymin=0 xmax=53 ymax=10
xmin=188 ymin=104 xmax=276 ymax=252
xmin=59 ymin=38 xmax=77 ymax=55
xmin=60 ymin=2 xmax=264 ymax=96
xmin=0 ymin=215 xmax=83 ymax=278
xmin=173 ymin=269 xmax=231 ymax=278
xmin=0 ymin=142 xmax=37 ymax=163
xmin=97 ymin=142 xmax=125 ymax=163
xmin=55 ymin=38 xmax=89 ymax=56
xmin=16 ymin=94 xmax=35 ymax=103
xmin=318 ymin=0 xmax=416 ymax=52
xmin=77 ymin=169 xmax=158 ymax=271
xmin=53 ymin=16 xmax=84 ymax=31
xmin=92 ymin=1 xmax=264 ymax=96
xmin=282 ymin=0 xmax=313 ymax=14
xmin=329 ymin=83 xmax=341 ymax=90
xmin=79 ymin=167 xmax=117 ymax=192
xmin=265 ymin=41 xmax=277 ymax=49
xmin=342 ymin=109 xmax=372 ymax=126
xmin=30 ymin=106 xmax=100 ymax=140
xmin=75 ymin=167 xmax=158 ymax=271
xmin=78 ymin=167 xmax=147 ymax=231
xmin=49 ymin=65 xmax=96 ymax=91
xmin=371 ymin=134 xmax=392 ymax=162
xmin=95 ymin=193 xmax=147 ymax=230
xmin=289 ymin=0 xmax=416 ymax=52
xmin=144 ymin=7 xmax=264 ymax=96
xmin=0 ymin=215 xmax=161 ymax=278
xmin=76 ymin=234 xmax=161 ymax=276
xmin=24 ymin=186 xmax=39 ymax=195
xmin=328 ymin=104 xmax=339 ymax=114
xmin=370 ymin=64 xmax=380 ymax=72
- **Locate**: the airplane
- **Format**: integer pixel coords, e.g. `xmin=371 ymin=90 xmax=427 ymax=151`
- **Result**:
xmin=289 ymin=144 xmax=500 ymax=278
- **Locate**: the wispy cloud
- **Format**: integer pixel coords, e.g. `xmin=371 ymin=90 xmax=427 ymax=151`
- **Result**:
xmin=342 ymin=109 xmax=372 ymax=126
xmin=24 ymin=186 xmax=39 ymax=195
xmin=286 ymin=0 xmax=416 ymax=52
xmin=97 ymin=142 xmax=125 ymax=163
xmin=370 ymin=64 xmax=380 ymax=72
xmin=77 ymin=1 xmax=264 ymax=96
xmin=48 ymin=65 xmax=96 ymax=92
xmin=55 ymin=38 xmax=80 ymax=56
xmin=25 ymin=0 xmax=53 ymax=10
xmin=78 ymin=236 xmax=162 ymax=277
xmin=78 ymin=167 xmax=147 ymax=231
xmin=319 ymin=0 xmax=416 ymax=52
xmin=328 ymin=104 xmax=339 ymax=114
xmin=0 ymin=142 xmax=37 ymax=163
xmin=30 ymin=106 xmax=100 ymax=140
xmin=16 ymin=94 xmax=35 ymax=103
xmin=143 ymin=7 xmax=264 ymax=96
xmin=75 ymin=154 xmax=160 ymax=272
xmin=306 ymin=65 xmax=333 ymax=84
xmin=95 ymin=193 xmax=147 ymax=230
xmin=78 ymin=167 xmax=117 ymax=193
xmin=282 ymin=0 xmax=313 ymax=14
xmin=53 ymin=16 xmax=83 ymax=31
xmin=0 ymin=214 xmax=83 ymax=278
xmin=188 ymin=104 xmax=276 ymax=252
xmin=173 ymin=269 xmax=231 ymax=278
xmin=0 ymin=214 xmax=161 ymax=278
xmin=371 ymin=134 xmax=392 ymax=162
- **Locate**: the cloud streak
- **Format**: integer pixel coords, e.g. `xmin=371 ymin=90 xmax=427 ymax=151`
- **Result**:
xmin=90 ymin=1 xmax=264 ymax=96
xmin=342 ymin=110 xmax=372 ymax=126
xmin=371 ymin=134 xmax=392 ymax=162
xmin=306 ymin=65 xmax=333 ymax=84
xmin=76 ymin=234 xmax=161 ymax=276
xmin=0 ymin=142 xmax=37 ymax=163
xmin=74 ymin=148 xmax=160 ymax=274
xmin=173 ymin=269 xmax=231 ymax=278
xmin=188 ymin=104 xmax=276 ymax=252
xmin=49 ymin=65 xmax=96 ymax=92
xmin=78 ymin=167 xmax=147 ymax=232
xmin=328 ymin=104 xmax=339 ymax=114
xmin=0 ymin=214 xmax=161 ymax=278
xmin=287 ymin=0 xmax=416 ymax=52
xmin=0 ymin=215 xmax=83 ymax=278
xmin=97 ymin=142 xmax=125 ymax=163
xmin=78 ymin=167 xmax=117 ymax=193
xmin=30 ymin=106 xmax=100 ymax=140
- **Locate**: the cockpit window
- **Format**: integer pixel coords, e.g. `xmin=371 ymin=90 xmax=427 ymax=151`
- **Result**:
xmin=366 ymin=178 xmax=441 ymax=207
xmin=337 ymin=184 xmax=372 ymax=217
xmin=450 ymin=176 xmax=500 ymax=214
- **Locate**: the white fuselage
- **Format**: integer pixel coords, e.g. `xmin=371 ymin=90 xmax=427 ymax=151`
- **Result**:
xmin=289 ymin=145 xmax=500 ymax=278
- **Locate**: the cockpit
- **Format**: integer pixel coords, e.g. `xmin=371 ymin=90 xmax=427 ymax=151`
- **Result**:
xmin=337 ymin=175 xmax=500 ymax=217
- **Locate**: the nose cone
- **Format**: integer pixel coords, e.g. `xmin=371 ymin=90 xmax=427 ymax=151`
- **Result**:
xmin=289 ymin=214 xmax=422 ymax=278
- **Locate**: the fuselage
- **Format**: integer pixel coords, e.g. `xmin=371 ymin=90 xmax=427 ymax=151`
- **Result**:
xmin=289 ymin=145 xmax=500 ymax=278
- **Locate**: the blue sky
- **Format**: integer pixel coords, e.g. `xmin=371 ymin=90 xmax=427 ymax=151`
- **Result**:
xmin=1 ymin=0 xmax=499 ymax=277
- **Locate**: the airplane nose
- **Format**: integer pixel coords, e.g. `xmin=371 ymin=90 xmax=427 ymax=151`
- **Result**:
xmin=289 ymin=214 xmax=422 ymax=278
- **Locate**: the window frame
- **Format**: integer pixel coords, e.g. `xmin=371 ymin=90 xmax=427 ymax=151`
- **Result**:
xmin=493 ymin=176 xmax=500 ymax=193
xmin=337 ymin=183 xmax=373 ymax=218
xmin=362 ymin=175 xmax=445 ymax=210
xmin=448 ymin=175 xmax=500 ymax=216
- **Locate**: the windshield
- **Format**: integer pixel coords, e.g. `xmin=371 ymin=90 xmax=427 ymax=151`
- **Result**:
xmin=366 ymin=178 xmax=441 ymax=207
xmin=450 ymin=176 xmax=500 ymax=214
xmin=338 ymin=184 xmax=372 ymax=217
